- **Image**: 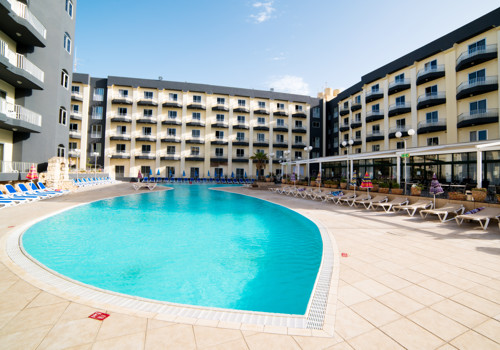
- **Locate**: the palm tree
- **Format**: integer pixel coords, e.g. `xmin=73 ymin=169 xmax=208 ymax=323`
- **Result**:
xmin=250 ymin=151 xmax=268 ymax=181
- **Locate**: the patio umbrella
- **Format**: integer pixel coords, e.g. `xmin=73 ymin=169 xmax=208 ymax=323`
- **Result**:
xmin=429 ymin=173 xmax=444 ymax=208
xmin=156 ymin=169 xmax=160 ymax=176
xmin=137 ymin=170 xmax=143 ymax=181
xmin=207 ymin=170 xmax=210 ymax=177
xmin=244 ymin=171 xmax=247 ymax=178
xmin=149 ymin=168 xmax=153 ymax=177
xmin=26 ymin=163 xmax=38 ymax=184
xmin=231 ymin=171 xmax=234 ymax=178
xmin=316 ymin=172 xmax=321 ymax=188
xmin=182 ymin=170 xmax=185 ymax=177
xmin=350 ymin=170 xmax=358 ymax=195
xmin=291 ymin=172 xmax=296 ymax=186
xmin=169 ymin=169 xmax=172 ymax=178
xmin=361 ymin=172 xmax=373 ymax=196
xmin=195 ymin=170 xmax=198 ymax=178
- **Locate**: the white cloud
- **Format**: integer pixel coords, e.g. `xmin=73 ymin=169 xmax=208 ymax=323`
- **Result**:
xmin=250 ymin=1 xmax=275 ymax=23
xmin=271 ymin=52 xmax=286 ymax=61
xmin=267 ymin=75 xmax=310 ymax=95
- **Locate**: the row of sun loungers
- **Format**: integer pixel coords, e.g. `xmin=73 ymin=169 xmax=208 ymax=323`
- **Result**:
xmin=270 ymin=186 xmax=500 ymax=230
xmin=141 ymin=177 xmax=255 ymax=184
xmin=0 ymin=182 xmax=68 ymax=208
xmin=73 ymin=177 xmax=116 ymax=188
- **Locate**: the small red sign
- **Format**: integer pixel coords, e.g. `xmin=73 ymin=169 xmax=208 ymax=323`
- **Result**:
xmin=8 ymin=226 xmax=15 ymax=228
xmin=89 ymin=312 xmax=110 ymax=321
xmin=341 ymin=253 xmax=348 ymax=257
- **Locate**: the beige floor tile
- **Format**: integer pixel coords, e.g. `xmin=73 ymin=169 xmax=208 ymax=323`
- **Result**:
xmin=0 ymin=289 xmax=39 ymax=313
xmin=244 ymin=333 xmax=301 ymax=350
xmin=37 ymin=318 xmax=101 ymax=350
xmin=92 ymin=331 xmax=145 ymax=350
xmin=26 ymin=291 xmax=67 ymax=308
xmin=351 ymin=279 xmax=392 ymax=298
xmin=65 ymin=344 xmax=93 ymax=350
xmin=483 ymin=278 xmax=500 ymax=292
xmin=408 ymin=308 xmax=468 ymax=342
xmin=381 ymin=318 xmax=444 ymax=350
xmin=376 ymin=291 xmax=425 ymax=316
xmin=325 ymin=341 xmax=354 ymax=349
xmin=0 ymin=310 xmax=19 ymax=330
xmin=431 ymin=299 xmax=489 ymax=328
xmin=147 ymin=318 xmax=175 ymax=330
xmin=348 ymin=328 xmax=404 ymax=350
xmin=450 ymin=330 xmax=500 ymax=350
xmin=4 ymin=279 xmax=40 ymax=296
xmin=418 ymin=278 xmax=462 ymax=298
xmin=392 ymin=269 xmax=429 ymax=284
xmin=373 ymin=274 xmax=413 ymax=290
xmin=334 ymin=307 xmax=374 ymax=340
xmin=193 ymin=325 xmax=243 ymax=349
xmin=0 ymin=325 xmax=52 ymax=350
xmin=292 ymin=335 xmax=339 ymax=350
xmin=0 ymin=302 xmax=68 ymax=335
xmin=145 ymin=324 xmax=196 ymax=350
xmin=437 ymin=273 xmax=479 ymax=290
xmin=474 ymin=319 xmax=500 ymax=344
xmin=436 ymin=344 xmax=458 ymax=350
xmin=203 ymin=338 xmax=249 ymax=350
xmin=339 ymin=268 xmax=369 ymax=284
xmin=58 ymin=302 xmax=106 ymax=323
xmin=338 ymin=285 xmax=371 ymax=306
xmin=467 ymin=285 xmax=500 ymax=305
xmin=95 ymin=312 xmax=147 ymax=341
xmin=451 ymin=292 xmax=500 ymax=317
xmin=398 ymin=284 xmax=444 ymax=306
xmin=350 ymin=299 xmax=401 ymax=327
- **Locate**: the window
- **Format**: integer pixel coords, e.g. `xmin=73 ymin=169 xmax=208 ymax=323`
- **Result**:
xmin=469 ymin=69 xmax=486 ymax=85
xmin=236 ymin=132 xmax=245 ymax=141
xmin=168 ymin=111 xmax=177 ymax=119
xmin=343 ymin=134 xmax=349 ymax=141
xmin=92 ymin=106 xmax=103 ymax=119
xmin=425 ymin=85 xmax=437 ymax=96
xmin=217 ymin=97 xmax=225 ymax=104
xmin=69 ymin=142 xmax=77 ymax=151
xmin=65 ymin=0 xmax=73 ymax=17
xmin=426 ymin=111 xmax=438 ymax=123
xmin=295 ymin=105 xmax=303 ymax=111
xmin=118 ymin=107 xmax=127 ymax=116
xmin=69 ymin=123 xmax=78 ymax=131
xmin=141 ymin=166 xmax=151 ymax=175
xmin=236 ymin=168 xmax=244 ymax=178
xmin=356 ymin=148 xmax=362 ymax=154
xmin=169 ymin=93 xmax=178 ymax=102
xmin=470 ymin=99 xmax=487 ymax=114
xmin=257 ymin=133 xmax=265 ymax=142
xmin=468 ymin=38 xmax=486 ymax=54
xmin=372 ymin=104 xmax=380 ymax=112
xmin=237 ymin=115 xmax=245 ymax=123
xmin=116 ymin=144 xmax=126 ymax=153
xmin=166 ymin=166 xmax=175 ymax=176
xmin=144 ymin=91 xmax=153 ymax=100
xmin=117 ymin=125 xmax=126 ymax=134
xmin=295 ymin=151 xmax=302 ymax=159
xmin=71 ymin=104 xmax=79 ymax=114
xmin=355 ymin=130 xmax=361 ymax=139
xmin=215 ymin=131 xmax=224 ymax=139
xmin=257 ymin=117 xmax=265 ymax=125
xmin=314 ymin=137 xmax=320 ymax=148
xmin=295 ymin=120 xmax=303 ymax=127
xmin=295 ymin=135 xmax=303 ymax=143
xmin=192 ymin=130 xmax=200 ymax=138
xmin=214 ymin=168 xmax=223 ymax=178
xmin=343 ymin=102 xmax=349 ymax=108
xmin=238 ymin=99 xmax=246 ymax=107
xmin=276 ymin=150 xmax=283 ymax=158
xmin=216 ymin=114 xmax=224 ymax=122
xmin=91 ymin=125 xmax=101 ymax=138
xmin=191 ymin=147 xmax=199 ymax=155
xmin=143 ymin=109 xmax=153 ymax=117
xmin=167 ymin=128 xmax=176 ymax=136
xmin=396 ymin=141 xmax=404 ymax=149
xmin=119 ymin=89 xmax=129 ymax=98
xmin=424 ymin=59 xmax=437 ymax=71
xmin=312 ymin=107 xmax=320 ymax=118
xmin=60 ymin=70 xmax=69 ymax=89
xmin=396 ymin=118 xmax=406 ymax=130
xmin=192 ymin=112 xmax=201 ymax=120
xmin=59 ymin=107 xmax=67 ymax=125
xmin=372 ymin=125 xmax=380 ymax=134
xmin=371 ymin=84 xmax=379 ymax=92
xmin=258 ymin=101 xmax=266 ymax=108
xmin=313 ymin=121 xmax=320 ymax=128
xmin=57 ymin=145 xmax=65 ymax=158
xmin=427 ymin=137 xmax=439 ymax=146
xmin=276 ymin=134 xmax=284 ymax=143
xmin=343 ymin=118 xmax=349 ymax=126
xmin=395 ymin=73 xmax=405 ymax=83
xmin=115 ymin=166 xmax=125 ymax=177
xmin=63 ymin=33 xmax=71 ymax=53
xmin=395 ymin=95 xmax=405 ymax=106
xmin=93 ymin=88 xmax=104 ymax=101
xmin=193 ymin=95 xmax=201 ymax=103
xmin=277 ymin=118 xmax=284 ymax=126
xmin=191 ymin=168 xmax=200 ymax=178
xmin=142 ymin=127 xmax=152 ymax=136
xmin=71 ymin=85 xmax=80 ymax=94
xmin=256 ymin=149 xmax=264 ymax=154
xmin=142 ymin=145 xmax=151 ymax=153
xmin=372 ymin=145 xmax=380 ymax=152
xmin=215 ymin=148 xmax=224 ymax=157
xmin=354 ymin=95 xmax=361 ymax=104
xmin=277 ymin=103 xmax=285 ymax=110
xmin=354 ymin=113 xmax=361 ymax=123
xmin=90 ymin=143 xmax=102 ymax=154
xmin=470 ymin=130 xmax=487 ymax=142
xmin=167 ymin=146 xmax=176 ymax=154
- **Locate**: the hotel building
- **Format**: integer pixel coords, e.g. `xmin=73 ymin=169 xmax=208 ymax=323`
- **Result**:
xmin=70 ymin=75 xmax=321 ymax=179
xmin=0 ymin=0 xmax=76 ymax=180
xmin=311 ymin=7 xmax=500 ymax=189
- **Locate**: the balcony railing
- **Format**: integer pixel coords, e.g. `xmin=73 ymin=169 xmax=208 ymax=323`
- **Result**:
xmin=109 ymin=151 xmax=131 ymax=158
xmin=0 ymin=101 xmax=42 ymax=127
xmin=159 ymin=152 xmax=180 ymax=160
xmin=7 ymin=0 xmax=47 ymax=39
xmin=292 ymin=125 xmax=307 ymax=132
xmin=253 ymin=138 xmax=269 ymax=144
xmin=366 ymin=131 xmax=384 ymax=138
xmin=417 ymin=119 xmax=447 ymax=134
xmin=273 ymin=122 xmax=288 ymax=129
xmin=108 ymin=131 xmax=131 ymax=139
xmin=233 ymin=121 xmax=249 ymax=128
xmin=0 ymin=160 xmax=33 ymax=173
xmin=233 ymin=137 xmax=249 ymax=143
xmin=293 ymin=141 xmax=306 ymax=147
xmin=273 ymin=140 xmax=288 ymax=146
xmin=69 ymin=131 xmax=81 ymax=138
xmin=456 ymin=44 xmax=497 ymax=68
xmin=211 ymin=137 xmax=228 ymax=143
xmin=417 ymin=91 xmax=446 ymax=104
xmin=71 ymin=91 xmax=83 ymax=99
xmin=417 ymin=64 xmax=445 ymax=79
xmin=457 ymin=108 xmax=499 ymax=128
xmin=134 ymin=152 xmax=156 ymax=159
xmin=0 ymin=39 xmax=44 ymax=82
xmin=456 ymin=76 xmax=498 ymax=95
xmin=365 ymin=88 xmax=384 ymax=99
xmin=111 ymin=92 xmax=133 ymax=103
xmin=160 ymin=134 xmax=181 ymax=142
xmin=389 ymin=78 xmax=411 ymax=90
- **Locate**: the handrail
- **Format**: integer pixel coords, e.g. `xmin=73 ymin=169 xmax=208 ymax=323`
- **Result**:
xmin=417 ymin=64 xmax=444 ymax=78
xmin=417 ymin=91 xmax=446 ymax=103
xmin=457 ymin=76 xmax=498 ymax=94
xmin=417 ymin=119 xmax=446 ymax=128
xmin=7 ymin=0 xmax=47 ymax=39
xmin=458 ymin=108 xmax=499 ymax=123
xmin=0 ymin=101 xmax=42 ymax=127
xmin=0 ymin=39 xmax=44 ymax=82
xmin=457 ymin=44 xmax=497 ymax=65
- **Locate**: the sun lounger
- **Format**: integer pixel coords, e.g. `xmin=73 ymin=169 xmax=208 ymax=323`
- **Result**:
xmin=29 ymin=182 xmax=63 ymax=197
xmin=372 ymin=197 xmax=409 ymax=212
xmin=335 ymin=193 xmax=357 ymax=205
xmin=17 ymin=183 xmax=54 ymax=198
xmin=3 ymin=184 xmax=40 ymax=201
xmin=311 ymin=190 xmax=330 ymax=201
xmin=355 ymin=195 xmax=388 ymax=209
xmin=323 ymin=191 xmax=344 ymax=202
xmin=347 ymin=194 xmax=370 ymax=207
xmin=420 ymin=203 xmax=465 ymax=222
xmin=393 ymin=199 xmax=434 ymax=216
xmin=455 ymin=207 xmax=500 ymax=230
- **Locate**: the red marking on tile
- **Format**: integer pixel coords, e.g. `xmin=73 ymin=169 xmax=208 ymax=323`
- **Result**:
xmin=8 ymin=226 xmax=15 ymax=228
xmin=88 ymin=312 xmax=110 ymax=321
xmin=341 ymin=253 xmax=348 ymax=257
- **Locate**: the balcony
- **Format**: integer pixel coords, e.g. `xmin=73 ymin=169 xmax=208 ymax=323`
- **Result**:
xmin=185 ymin=156 xmax=205 ymax=162
xmin=137 ymin=97 xmax=158 ymax=106
xmin=109 ymin=131 xmax=131 ymax=141
xmin=134 ymin=134 xmax=156 ymax=142
xmin=162 ymin=99 xmax=182 ymax=108
xmin=350 ymin=102 xmax=361 ymax=112
xmin=134 ymin=152 xmax=156 ymax=160
xmin=339 ymin=105 xmax=350 ymax=116
xmin=71 ymin=91 xmax=83 ymax=102
xmin=185 ymin=136 xmax=205 ymax=144
xmin=416 ymin=92 xmax=446 ymax=110
xmin=456 ymin=44 xmax=498 ymax=72
xmin=292 ymin=125 xmax=307 ymax=133
xmin=0 ymin=39 xmax=44 ymax=89
xmin=416 ymin=64 xmax=445 ymax=85
xmin=456 ymin=76 xmax=498 ymax=100
xmin=253 ymin=122 xmax=269 ymax=131
xmin=212 ymin=102 xmax=229 ymax=111
xmin=254 ymin=107 xmax=269 ymax=115
xmin=273 ymin=108 xmax=287 ymax=116
xmin=211 ymin=155 xmax=228 ymax=162
xmin=0 ymin=101 xmax=41 ymax=132
xmin=366 ymin=131 xmax=384 ymax=142
xmin=159 ymin=153 xmax=180 ymax=161
xmin=233 ymin=155 xmax=249 ymax=163
xmin=136 ymin=116 xmax=157 ymax=124
xmin=233 ymin=138 xmax=249 ymax=146
xmin=110 ymin=112 xmax=132 ymax=123
xmin=161 ymin=117 xmax=181 ymax=125
xmin=211 ymin=121 xmax=229 ymax=128
xmin=388 ymin=127 xmax=412 ymax=139
xmin=292 ymin=110 xmax=307 ymax=118
xmin=1 ymin=0 xmax=46 ymax=46
xmin=111 ymin=93 xmax=132 ymax=105
xmin=457 ymin=108 xmax=499 ymax=129
xmin=273 ymin=140 xmax=288 ymax=148
xmin=109 ymin=152 xmax=131 ymax=159
xmin=292 ymin=141 xmax=306 ymax=149
xmin=339 ymin=124 xmax=350 ymax=132
xmin=388 ymin=102 xmax=411 ymax=117
xmin=234 ymin=106 xmax=249 ymax=113
xmin=273 ymin=123 xmax=288 ymax=132
xmin=350 ymin=120 xmax=362 ymax=129
xmin=253 ymin=139 xmax=269 ymax=146
xmin=186 ymin=119 xmax=205 ymax=126
xmin=211 ymin=138 xmax=228 ymax=145
xmin=388 ymin=78 xmax=411 ymax=95
xmin=187 ymin=102 xmax=206 ymax=110
xmin=160 ymin=135 xmax=181 ymax=143
xmin=352 ymin=137 xmax=362 ymax=146
xmin=417 ymin=119 xmax=447 ymax=134
xmin=233 ymin=121 xmax=249 ymax=130
xmin=365 ymin=88 xmax=384 ymax=103
xmin=69 ymin=131 xmax=81 ymax=139
xmin=366 ymin=109 xmax=384 ymax=123
xmin=70 ymin=112 xmax=82 ymax=120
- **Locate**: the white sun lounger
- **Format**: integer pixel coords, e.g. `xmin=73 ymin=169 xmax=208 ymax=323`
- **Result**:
xmin=372 ymin=197 xmax=409 ymax=212
xmin=356 ymin=195 xmax=388 ymax=209
xmin=393 ymin=200 xmax=434 ymax=216
xmin=455 ymin=207 xmax=500 ymax=230
xmin=420 ymin=203 xmax=465 ymax=222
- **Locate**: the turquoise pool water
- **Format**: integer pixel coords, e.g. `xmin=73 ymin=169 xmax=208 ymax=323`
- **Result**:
xmin=22 ymin=185 xmax=323 ymax=314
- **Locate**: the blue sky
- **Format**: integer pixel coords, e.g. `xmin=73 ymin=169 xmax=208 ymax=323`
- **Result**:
xmin=74 ymin=1 xmax=499 ymax=96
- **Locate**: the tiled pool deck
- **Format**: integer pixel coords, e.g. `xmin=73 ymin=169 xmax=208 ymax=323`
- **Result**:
xmin=0 ymin=183 xmax=500 ymax=349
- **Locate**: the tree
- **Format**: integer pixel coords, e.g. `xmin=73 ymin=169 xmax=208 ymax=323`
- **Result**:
xmin=250 ymin=151 xmax=268 ymax=180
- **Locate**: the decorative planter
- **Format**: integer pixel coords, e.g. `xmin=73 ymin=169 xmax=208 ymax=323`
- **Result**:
xmin=340 ymin=182 xmax=347 ymax=189
xmin=449 ymin=192 xmax=466 ymax=201
xmin=391 ymin=189 xmax=403 ymax=195
xmin=371 ymin=184 xmax=379 ymax=192
xmin=411 ymin=188 xmax=422 ymax=196
xmin=471 ymin=190 xmax=487 ymax=202
xmin=332 ymin=184 xmax=339 ymax=189
xmin=496 ymin=194 xmax=500 ymax=203
xmin=378 ymin=188 xmax=389 ymax=194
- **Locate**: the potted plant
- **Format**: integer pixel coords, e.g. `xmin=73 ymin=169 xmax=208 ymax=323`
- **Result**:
xmin=411 ymin=184 xmax=423 ymax=196
xmin=391 ymin=182 xmax=403 ymax=195
xmin=323 ymin=180 xmax=331 ymax=188
xmin=371 ymin=179 xmax=379 ymax=192
xmin=471 ymin=188 xmax=487 ymax=202
xmin=449 ymin=192 xmax=466 ymax=201
xmin=378 ymin=181 xmax=390 ymax=193
xmin=496 ymin=193 xmax=500 ymax=203
xmin=331 ymin=180 xmax=339 ymax=189
xmin=340 ymin=177 xmax=347 ymax=189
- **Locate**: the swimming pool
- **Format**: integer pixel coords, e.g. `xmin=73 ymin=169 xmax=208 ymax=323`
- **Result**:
xmin=22 ymin=185 xmax=323 ymax=315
